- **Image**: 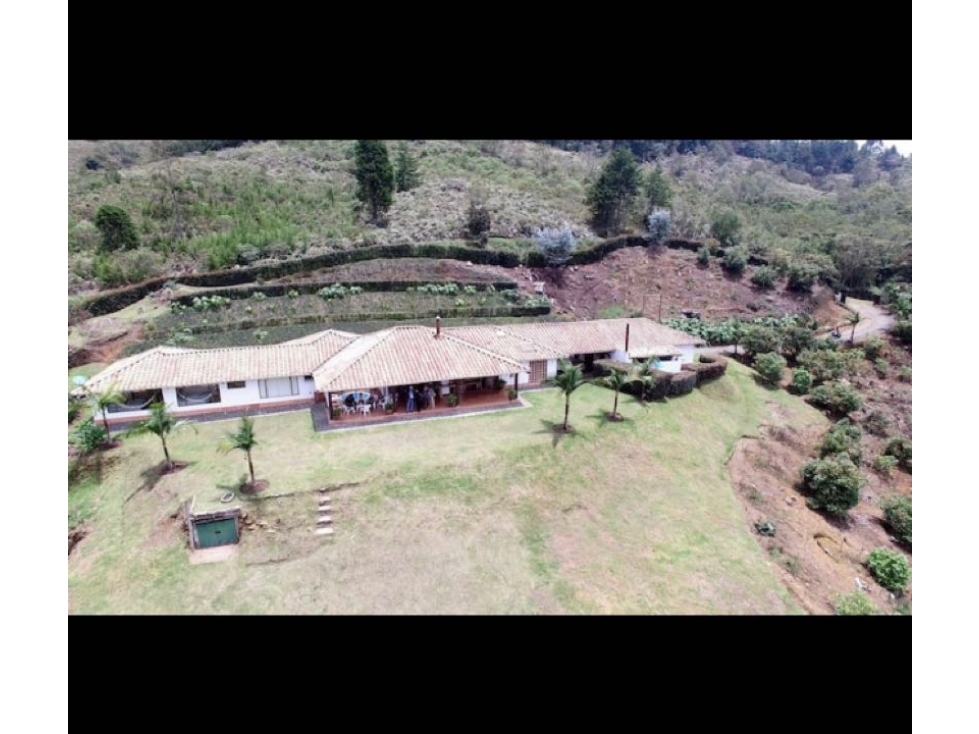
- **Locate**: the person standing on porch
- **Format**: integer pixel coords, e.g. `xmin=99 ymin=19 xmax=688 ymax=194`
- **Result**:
xmin=407 ymin=386 xmax=416 ymax=413
xmin=424 ymin=385 xmax=434 ymax=409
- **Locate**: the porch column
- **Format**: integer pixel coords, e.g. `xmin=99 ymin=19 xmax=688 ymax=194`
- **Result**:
xmin=513 ymin=373 xmax=519 ymax=397
xmin=325 ymin=392 xmax=331 ymax=424
xmin=455 ymin=380 xmax=463 ymax=405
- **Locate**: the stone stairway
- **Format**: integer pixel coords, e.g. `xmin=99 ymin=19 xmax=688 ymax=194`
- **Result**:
xmin=314 ymin=489 xmax=334 ymax=536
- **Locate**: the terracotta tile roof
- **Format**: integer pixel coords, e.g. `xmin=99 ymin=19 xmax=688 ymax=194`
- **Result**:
xmin=442 ymin=324 xmax=565 ymax=362
xmin=313 ymin=325 xmax=526 ymax=392
xmin=498 ymin=317 xmax=702 ymax=358
xmin=85 ymin=330 xmax=356 ymax=393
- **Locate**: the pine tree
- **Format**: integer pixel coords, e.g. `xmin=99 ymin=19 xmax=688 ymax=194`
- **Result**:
xmin=353 ymin=140 xmax=395 ymax=221
xmin=394 ymin=141 xmax=421 ymax=192
xmin=586 ymin=147 xmax=641 ymax=235
xmin=94 ymin=204 xmax=140 ymax=252
xmin=645 ymin=166 xmax=673 ymax=208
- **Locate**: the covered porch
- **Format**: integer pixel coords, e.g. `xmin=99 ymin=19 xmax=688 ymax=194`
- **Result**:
xmin=320 ymin=374 xmax=521 ymax=427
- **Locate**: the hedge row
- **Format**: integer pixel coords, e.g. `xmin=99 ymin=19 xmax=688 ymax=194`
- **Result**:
xmin=668 ymin=370 xmax=698 ymax=396
xmin=177 ymin=305 xmax=552 ymax=335
xmin=77 ymin=236 xmax=727 ymax=320
xmin=681 ymin=355 xmax=728 ymax=382
xmin=180 ymin=243 xmax=523 ymax=288
xmin=173 ymin=279 xmax=517 ymax=305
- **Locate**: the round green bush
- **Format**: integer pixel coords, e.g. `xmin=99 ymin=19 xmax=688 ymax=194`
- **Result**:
xmin=866 ymin=548 xmax=911 ymax=593
xmin=800 ymin=454 xmax=864 ymax=516
xmin=786 ymin=262 xmax=819 ymax=292
xmin=753 ymin=352 xmax=787 ymax=385
xmin=808 ymin=381 xmax=863 ymax=416
xmin=750 ymin=266 xmax=776 ymax=290
xmin=819 ymin=419 xmax=863 ymax=463
xmin=790 ymin=368 xmax=812 ymax=395
xmin=884 ymin=436 xmax=912 ymax=472
xmin=697 ymin=246 xmax=711 ymax=266
xmin=740 ymin=325 xmax=783 ymax=359
xmin=881 ymin=495 xmax=911 ymax=545
xmin=722 ymin=247 xmax=748 ymax=275
xmin=873 ymin=454 xmax=899 ymax=475
xmin=834 ymin=591 xmax=877 ymax=616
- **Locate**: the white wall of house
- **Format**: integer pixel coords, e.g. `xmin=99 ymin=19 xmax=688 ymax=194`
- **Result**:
xmin=678 ymin=345 xmax=696 ymax=364
xmin=546 ymin=359 xmax=558 ymax=379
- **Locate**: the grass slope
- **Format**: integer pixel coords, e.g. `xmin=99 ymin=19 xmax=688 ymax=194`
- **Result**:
xmin=69 ymin=362 xmax=820 ymax=614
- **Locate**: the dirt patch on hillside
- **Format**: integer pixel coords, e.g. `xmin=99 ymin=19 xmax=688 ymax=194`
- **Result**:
xmin=728 ymin=401 xmax=911 ymax=615
xmin=483 ymin=246 xmax=850 ymax=325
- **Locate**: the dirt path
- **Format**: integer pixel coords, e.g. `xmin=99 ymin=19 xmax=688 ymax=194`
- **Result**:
xmin=695 ymin=298 xmax=896 ymax=359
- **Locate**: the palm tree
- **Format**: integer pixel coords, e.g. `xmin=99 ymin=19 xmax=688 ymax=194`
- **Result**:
xmin=124 ymin=403 xmax=196 ymax=472
xmin=604 ymin=370 xmax=628 ymax=419
xmin=220 ymin=416 xmax=259 ymax=486
xmin=92 ymin=386 xmax=125 ymax=441
xmin=636 ymin=359 xmax=658 ymax=401
xmin=847 ymin=310 xmax=861 ymax=344
xmin=554 ymin=361 xmax=585 ymax=431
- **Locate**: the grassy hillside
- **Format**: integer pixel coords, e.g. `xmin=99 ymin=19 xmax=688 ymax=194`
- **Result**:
xmin=68 ymin=363 xmax=819 ymax=614
xmin=68 ymin=140 xmax=911 ymax=294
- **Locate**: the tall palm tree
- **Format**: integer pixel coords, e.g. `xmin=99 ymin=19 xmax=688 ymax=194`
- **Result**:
xmin=92 ymin=386 xmax=125 ymax=441
xmin=847 ymin=310 xmax=861 ymax=344
xmin=220 ymin=416 xmax=259 ymax=486
xmin=604 ymin=370 xmax=628 ymax=419
xmin=124 ymin=403 xmax=196 ymax=472
xmin=554 ymin=361 xmax=585 ymax=431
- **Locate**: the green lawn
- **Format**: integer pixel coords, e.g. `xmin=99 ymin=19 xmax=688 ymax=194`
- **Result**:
xmin=68 ymin=362 xmax=825 ymax=614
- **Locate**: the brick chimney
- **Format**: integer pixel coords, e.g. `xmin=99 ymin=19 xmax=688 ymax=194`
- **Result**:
xmin=624 ymin=323 xmax=630 ymax=353
xmin=435 ymin=314 xmax=441 ymax=338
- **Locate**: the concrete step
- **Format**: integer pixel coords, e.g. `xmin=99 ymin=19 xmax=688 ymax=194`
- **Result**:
xmin=317 ymin=516 xmax=333 ymax=524
xmin=314 ymin=527 xmax=334 ymax=536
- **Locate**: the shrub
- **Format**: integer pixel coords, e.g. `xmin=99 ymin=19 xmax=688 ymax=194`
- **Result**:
xmin=70 ymin=419 xmax=108 ymax=454
xmin=897 ymin=366 xmax=912 ymax=383
xmin=710 ymin=210 xmax=741 ymax=246
xmin=69 ymin=395 xmax=83 ymax=423
xmin=645 ymin=210 xmax=671 ymax=246
xmin=808 ymin=381 xmax=863 ymax=416
xmin=883 ymin=436 xmax=912 ymax=472
xmin=753 ymin=352 xmax=787 ymax=385
xmin=740 ymin=325 xmax=783 ymax=359
xmin=863 ymin=335 xmax=886 ymax=360
xmin=533 ymin=224 xmax=577 ymax=265
xmin=797 ymin=349 xmax=851 ymax=383
xmin=722 ymin=246 xmax=749 ymax=275
xmin=881 ymin=495 xmax=912 ymax=546
xmin=873 ymin=454 xmax=899 ymax=475
xmin=94 ymin=204 xmax=140 ymax=253
xmin=863 ymin=410 xmax=891 ymax=437
xmin=874 ymin=358 xmax=889 ymax=377
xmin=790 ymin=368 xmax=813 ymax=394
xmin=781 ymin=326 xmax=816 ymax=360
xmin=866 ymin=548 xmax=911 ymax=593
xmin=892 ymin=320 xmax=912 ymax=345
xmin=819 ymin=419 xmax=863 ymax=463
xmin=697 ymin=245 xmax=711 ymax=266
xmin=447 ymin=394 xmax=459 ymax=407
xmin=466 ymin=200 xmax=491 ymax=240
xmin=507 ymin=388 xmax=518 ymax=400
xmin=750 ymin=266 xmax=776 ymax=290
xmin=786 ymin=262 xmax=819 ymax=292
xmin=800 ymin=454 xmax=865 ymax=516
xmin=834 ymin=591 xmax=878 ymax=616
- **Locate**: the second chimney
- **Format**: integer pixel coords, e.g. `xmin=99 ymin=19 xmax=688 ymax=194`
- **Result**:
xmin=624 ymin=323 xmax=630 ymax=354
xmin=435 ymin=314 xmax=441 ymax=338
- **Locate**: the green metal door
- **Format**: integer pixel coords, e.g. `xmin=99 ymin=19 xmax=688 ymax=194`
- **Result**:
xmin=196 ymin=518 xmax=238 ymax=548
